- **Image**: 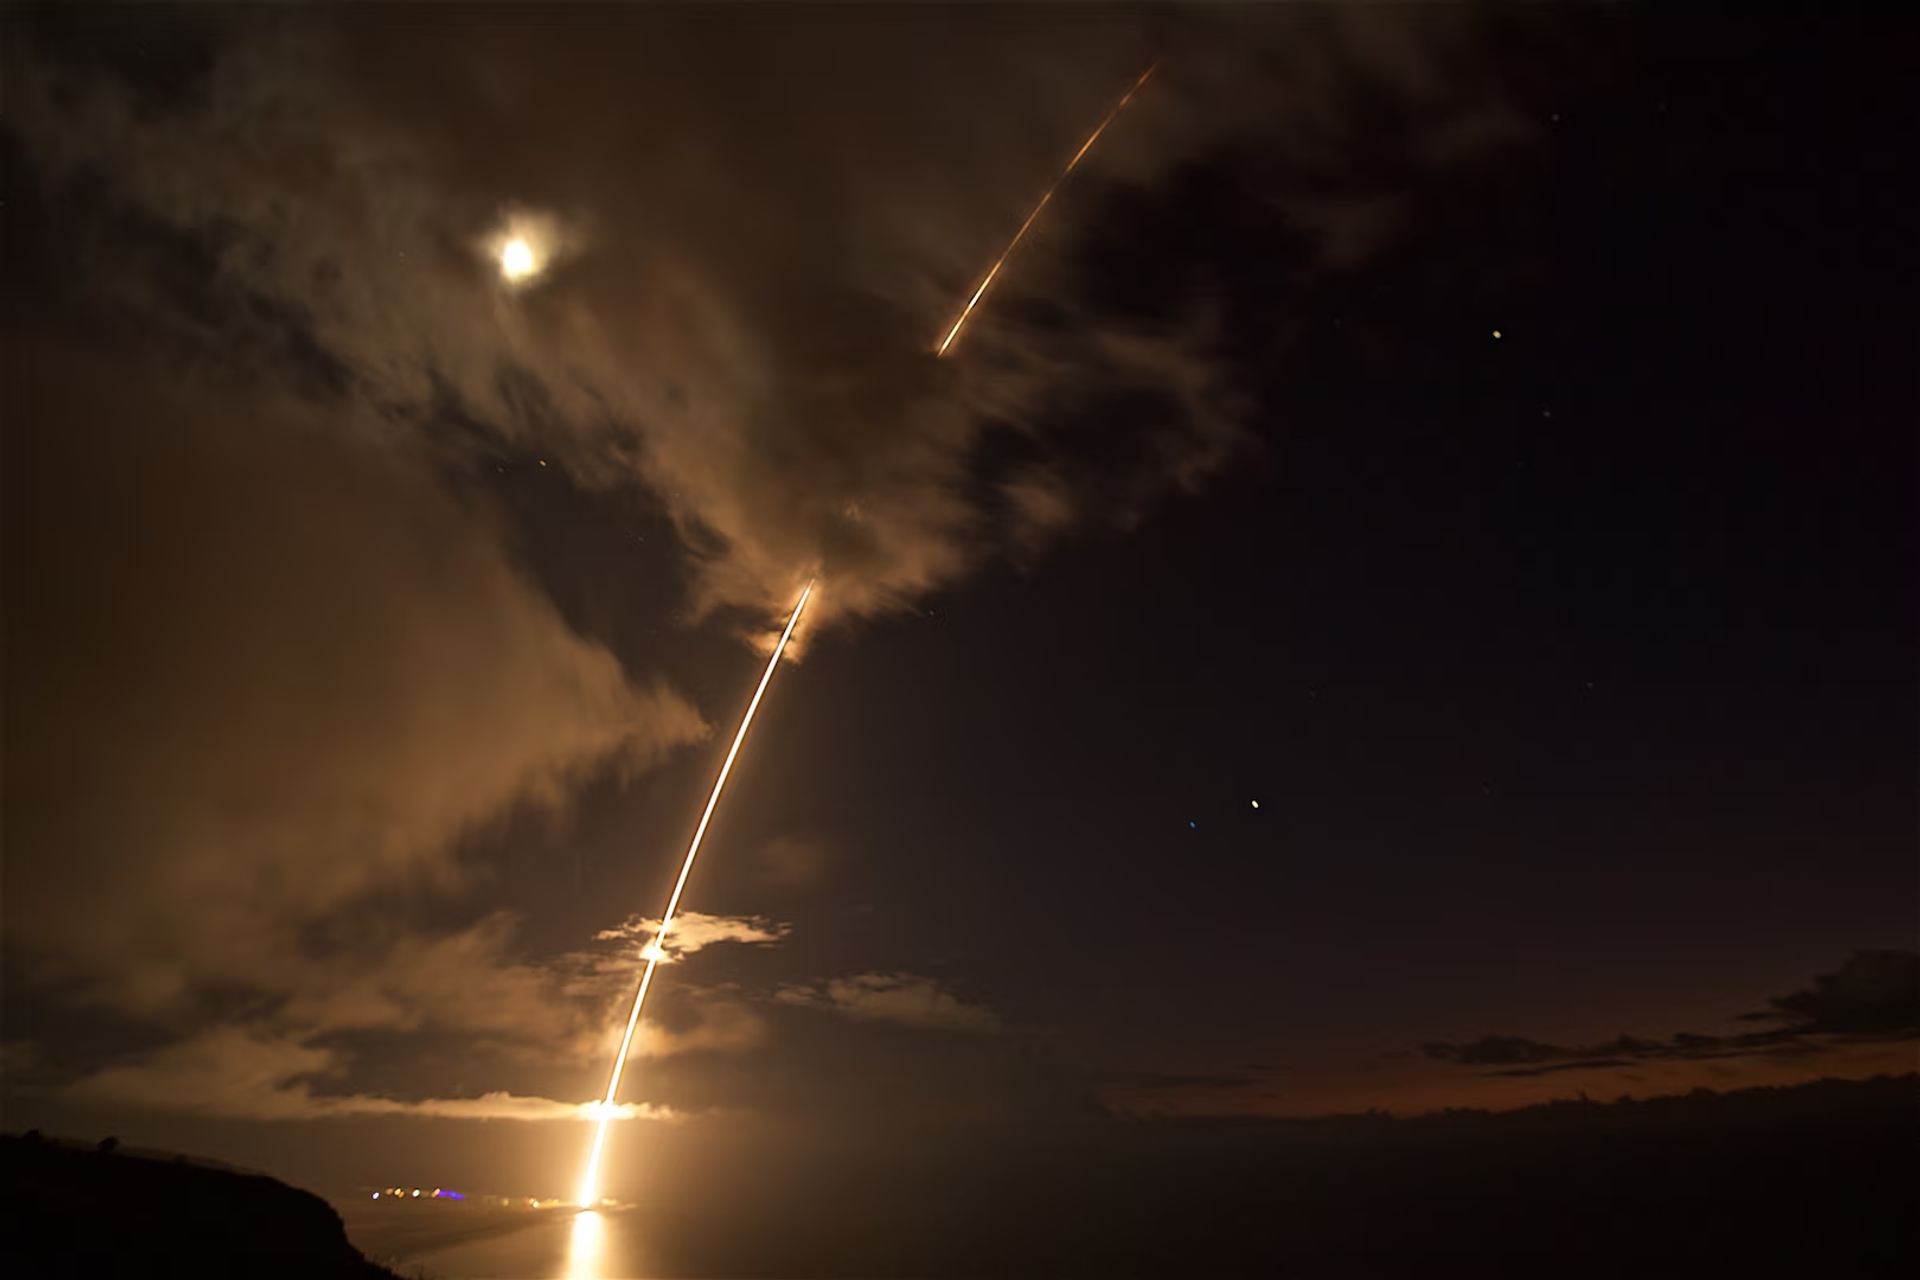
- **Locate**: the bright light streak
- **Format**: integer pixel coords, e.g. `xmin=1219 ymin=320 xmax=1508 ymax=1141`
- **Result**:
xmin=576 ymin=580 xmax=815 ymax=1207
xmin=935 ymin=61 xmax=1160 ymax=358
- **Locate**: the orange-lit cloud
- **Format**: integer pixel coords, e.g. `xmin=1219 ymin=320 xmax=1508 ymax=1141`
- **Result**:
xmin=64 ymin=1028 xmax=679 ymax=1123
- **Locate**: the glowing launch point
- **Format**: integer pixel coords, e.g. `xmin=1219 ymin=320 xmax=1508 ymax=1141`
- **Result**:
xmin=575 ymin=580 xmax=816 ymax=1207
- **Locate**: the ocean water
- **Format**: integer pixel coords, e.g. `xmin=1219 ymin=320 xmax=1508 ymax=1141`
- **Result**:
xmin=346 ymin=1206 xmax=653 ymax=1280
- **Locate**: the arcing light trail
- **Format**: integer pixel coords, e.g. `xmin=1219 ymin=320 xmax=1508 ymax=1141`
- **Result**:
xmin=576 ymin=580 xmax=815 ymax=1207
xmin=574 ymin=57 xmax=1154 ymax=1208
xmin=935 ymin=60 xmax=1160 ymax=358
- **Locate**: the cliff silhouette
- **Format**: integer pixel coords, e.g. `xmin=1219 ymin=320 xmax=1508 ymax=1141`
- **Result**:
xmin=0 ymin=1132 xmax=402 ymax=1279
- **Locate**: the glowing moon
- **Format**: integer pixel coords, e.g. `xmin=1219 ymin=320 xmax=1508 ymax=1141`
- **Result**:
xmin=500 ymin=238 xmax=536 ymax=281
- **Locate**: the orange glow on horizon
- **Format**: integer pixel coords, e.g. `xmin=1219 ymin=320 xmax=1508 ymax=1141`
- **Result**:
xmin=936 ymin=61 xmax=1160 ymax=358
xmin=1096 ymin=1036 xmax=1919 ymax=1122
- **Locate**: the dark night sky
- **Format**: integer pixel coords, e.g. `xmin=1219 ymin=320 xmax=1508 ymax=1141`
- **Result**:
xmin=2 ymin=0 xmax=1913 ymax=1222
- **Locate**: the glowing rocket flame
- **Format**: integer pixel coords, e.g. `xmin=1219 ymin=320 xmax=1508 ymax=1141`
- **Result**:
xmin=935 ymin=60 xmax=1160 ymax=358
xmin=576 ymin=580 xmax=815 ymax=1207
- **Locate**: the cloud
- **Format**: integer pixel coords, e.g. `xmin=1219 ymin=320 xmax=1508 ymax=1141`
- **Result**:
xmin=775 ymin=973 xmax=1002 ymax=1036
xmin=63 ymin=1027 xmax=674 ymax=1123
xmin=756 ymin=836 xmax=835 ymax=888
xmin=1423 ymin=952 xmax=1920 ymax=1078
xmin=632 ymin=1000 xmax=771 ymax=1063
xmin=537 ymin=913 xmax=787 ymax=1064
xmin=3 ymin=348 xmax=706 ymax=1023
xmin=591 ymin=912 xmax=790 ymax=964
xmin=1738 ymin=950 xmax=1919 ymax=1036
xmin=3 ymin=7 xmax=1534 ymax=635
xmin=274 ymin=914 xmax=601 ymax=1049
xmin=0 ymin=345 xmax=718 ymax=1123
xmin=2 ymin=6 xmax=1543 ymax=1126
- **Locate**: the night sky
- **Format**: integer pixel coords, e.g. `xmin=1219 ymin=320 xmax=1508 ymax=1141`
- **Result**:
xmin=3 ymin=0 xmax=1913 ymax=1232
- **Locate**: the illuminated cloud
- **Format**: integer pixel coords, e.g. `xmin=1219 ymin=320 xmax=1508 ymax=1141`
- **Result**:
xmin=775 ymin=973 xmax=1003 ymax=1035
xmin=4 ymin=352 xmax=708 ymax=1026
xmin=591 ymin=911 xmax=791 ymax=963
xmin=633 ymin=1001 xmax=771 ymax=1062
xmin=64 ymin=1028 xmax=678 ymax=1123
xmin=0 ymin=348 xmax=714 ymax=1124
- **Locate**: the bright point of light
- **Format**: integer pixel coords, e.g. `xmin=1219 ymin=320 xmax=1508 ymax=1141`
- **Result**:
xmin=638 ymin=943 xmax=667 ymax=963
xmin=1251 ymin=800 xmax=1260 ymax=809
xmin=501 ymin=238 xmax=536 ymax=281
xmin=1492 ymin=329 xmax=1502 ymax=339
xmin=483 ymin=209 xmax=562 ymax=287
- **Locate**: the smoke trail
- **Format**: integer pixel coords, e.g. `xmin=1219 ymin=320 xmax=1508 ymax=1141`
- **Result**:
xmin=935 ymin=60 xmax=1160 ymax=357
xmin=577 ymin=580 xmax=815 ymax=1206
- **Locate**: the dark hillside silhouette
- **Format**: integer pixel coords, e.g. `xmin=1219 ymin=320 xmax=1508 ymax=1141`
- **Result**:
xmin=0 ymin=1132 xmax=401 ymax=1279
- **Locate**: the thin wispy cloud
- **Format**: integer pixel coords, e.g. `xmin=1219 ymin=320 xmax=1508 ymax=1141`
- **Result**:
xmin=776 ymin=973 xmax=1003 ymax=1036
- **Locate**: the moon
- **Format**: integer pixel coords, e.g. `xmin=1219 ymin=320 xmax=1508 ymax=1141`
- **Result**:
xmin=500 ymin=237 xmax=536 ymax=282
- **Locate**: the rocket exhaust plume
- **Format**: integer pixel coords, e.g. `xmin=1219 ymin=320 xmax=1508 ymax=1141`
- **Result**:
xmin=576 ymin=580 xmax=815 ymax=1206
xmin=935 ymin=60 xmax=1160 ymax=358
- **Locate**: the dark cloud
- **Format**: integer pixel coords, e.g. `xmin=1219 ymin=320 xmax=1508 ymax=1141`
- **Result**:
xmin=1739 ymin=949 xmax=1919 ymax=1036
xmin=1423 ymin=952 xmax=1920 ymax=1078
xmin=1482 ymin=1059 xmax=1639 ymax=1080
xmin=774 ymin=973 xmax=1002 ymax=1036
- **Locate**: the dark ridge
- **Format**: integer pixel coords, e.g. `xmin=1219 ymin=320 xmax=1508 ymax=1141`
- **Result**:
xmin=0 ymin=1132 xmax=403 ymax=1280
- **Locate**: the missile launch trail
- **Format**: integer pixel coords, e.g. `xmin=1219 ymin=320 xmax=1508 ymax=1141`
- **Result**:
xmin=935 ymin=60 xmax=1160 ymax=358
xmin=576 ymin=580 xmax=815 ymax=1207
xmin=576 ymin=60 xmax=1153 ymax=1207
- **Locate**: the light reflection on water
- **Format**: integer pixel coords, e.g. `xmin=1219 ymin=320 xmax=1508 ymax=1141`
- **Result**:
xmin=565 ymin=1209 xmax=605 ymax=1279
xmin=370 ymin=1205 xmax=651 ymax=1279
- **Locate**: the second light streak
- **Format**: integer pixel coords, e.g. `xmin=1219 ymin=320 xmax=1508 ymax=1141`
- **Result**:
xmin=936 ymin=60 xmax=1160 ymax=358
